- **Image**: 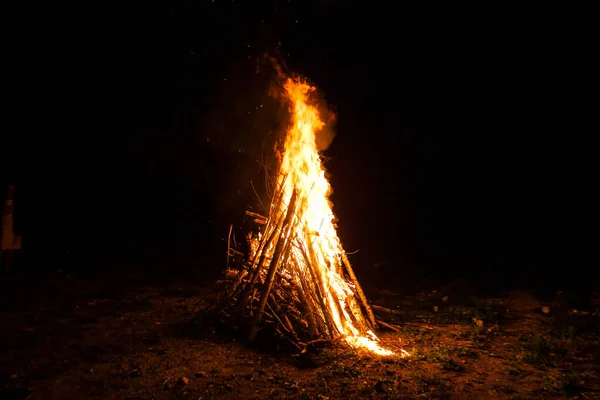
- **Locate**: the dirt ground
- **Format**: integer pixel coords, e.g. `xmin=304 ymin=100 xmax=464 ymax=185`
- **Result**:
xmin=1 ymin=267 xmax=599 ymax=400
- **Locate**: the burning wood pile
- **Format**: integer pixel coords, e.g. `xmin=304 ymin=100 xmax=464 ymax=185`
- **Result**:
xmin=207 ymin=76 xmax=400 ymax=356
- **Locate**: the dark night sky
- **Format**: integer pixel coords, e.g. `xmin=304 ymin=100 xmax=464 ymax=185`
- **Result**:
xmin=2 ymin=2 xmax=590 ymax=286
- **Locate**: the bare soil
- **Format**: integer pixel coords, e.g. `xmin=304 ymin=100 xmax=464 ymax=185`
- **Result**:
xmin=1 ymin=268 xmax=599 ymax=399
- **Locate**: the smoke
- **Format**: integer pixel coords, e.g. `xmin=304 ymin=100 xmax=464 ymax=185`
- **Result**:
xmin=196 ymin=53 xmax=340 ymax=225
xmin=315 ymin=103 xmax=337 ymax=151
xmin=267 ymin=55 xmax=338 ymax=151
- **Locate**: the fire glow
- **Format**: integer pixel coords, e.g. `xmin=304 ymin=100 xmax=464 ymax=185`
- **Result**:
xmin=215 ymin=75 xmax=406 ymax=357
xmin=252 ymin=77 xmax=395 ymax=356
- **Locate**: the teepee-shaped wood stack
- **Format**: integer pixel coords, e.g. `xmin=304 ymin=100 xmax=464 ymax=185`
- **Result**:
xmin=207 ymin=77 xmax=394 ymax=356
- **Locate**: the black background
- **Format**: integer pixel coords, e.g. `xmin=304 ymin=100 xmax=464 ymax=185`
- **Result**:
xmin=1 ymin=1 xmax=592 ymax=290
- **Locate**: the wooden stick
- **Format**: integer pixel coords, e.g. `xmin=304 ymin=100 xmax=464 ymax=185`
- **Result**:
xmin=377 ymin=319 xmax=401 ymax=332
xmin=303 ymin=228 xmax=338 ymax=339
xmin=297 ymin=239 xmax=334 ymax=338
xmin=223 ymin=224 xmax=235 ymax=296
xmin=244 ymin=173 xmax=288 ymax=283
xmin=227 ymin=248 xmax=244 ymax=257
xmin=295 ymin=271 xmax=319 ymax=338
xmin=226 ymin=224 xmax=233 ymax=270
xmin=248 ymin=190 xmax=298 ymax=342
xmin=235 ymin=212 xmax=284 ymax=311
xmin=268 ymin=294 xmax=298 ymax=340
xmin=266 ymin=173 xmax=288 ymax=223
xmin=245 ymin=210 xmax=267 ymax=221
xmin=371 ymin=304 xmax=404 ymax=317
xmin=344 ymin=293 xmax=364 ymax=328
xmin=248 ymin=201 xmax=295 ymax=331
xmin=267 ymin=299 xmax=297 ymax=340
xmin=341 ymin=252 xmax=378 ymax=330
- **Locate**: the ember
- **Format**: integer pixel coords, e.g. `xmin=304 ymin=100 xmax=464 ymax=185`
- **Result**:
xmin=209 ymin=75 xmax=402 ymax=356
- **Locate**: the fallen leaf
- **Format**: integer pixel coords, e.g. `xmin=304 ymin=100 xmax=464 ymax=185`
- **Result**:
xmin=442 ymin=296 xmax=449 ymax=302
xmin=541 ymin=306 xmax=550 ymax=314
xmin=433 ymin=306 xmax=439 ymax=313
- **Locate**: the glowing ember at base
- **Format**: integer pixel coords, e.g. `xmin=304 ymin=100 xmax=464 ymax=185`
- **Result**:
xmin=209 ymin=74 xmax=406 ymax=357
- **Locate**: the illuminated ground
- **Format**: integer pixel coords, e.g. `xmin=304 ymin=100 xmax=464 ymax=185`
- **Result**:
xmin=1 ymin=266 xmax=598 ymax=399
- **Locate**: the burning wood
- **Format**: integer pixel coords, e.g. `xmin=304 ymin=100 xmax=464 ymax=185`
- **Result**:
xmin=208 ymin=76 xmax=398 ymax=356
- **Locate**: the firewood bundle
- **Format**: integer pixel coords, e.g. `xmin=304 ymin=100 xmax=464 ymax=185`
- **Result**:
xmin=206 ymin=174 xmax=382 ymax=353
xmin=204 ymin=76 xmax=396 ymax=356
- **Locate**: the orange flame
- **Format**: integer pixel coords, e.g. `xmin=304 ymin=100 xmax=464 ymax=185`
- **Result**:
xmin=267 ymin=77 xmax=395 ymax=356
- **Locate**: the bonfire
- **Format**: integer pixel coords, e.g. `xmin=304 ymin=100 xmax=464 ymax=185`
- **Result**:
xmin=208 ymin=75 xmax=405 ymax=357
